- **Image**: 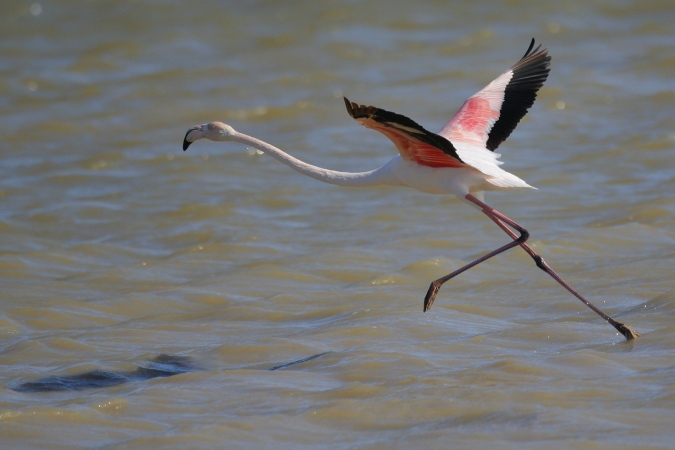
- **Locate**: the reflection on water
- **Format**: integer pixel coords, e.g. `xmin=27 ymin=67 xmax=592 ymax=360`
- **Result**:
xmin=12 ymin=352 xmax=330 ymax=392
xmin=12 ymin=354 xmax=198 ymax=393
xmin=1 ymin=0 xmax=674 ymax=448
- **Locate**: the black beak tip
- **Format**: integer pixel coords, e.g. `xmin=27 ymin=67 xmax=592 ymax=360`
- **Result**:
xmin=182 ymin=128 xmax=195 ymax=151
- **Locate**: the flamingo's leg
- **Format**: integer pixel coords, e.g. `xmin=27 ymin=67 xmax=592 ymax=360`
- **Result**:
xmin=423 ymin=194 xmax=639 ymax=341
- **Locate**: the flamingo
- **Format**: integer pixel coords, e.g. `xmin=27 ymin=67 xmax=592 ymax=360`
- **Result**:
xmin=182 ymin=39 xmax=638 ymax=340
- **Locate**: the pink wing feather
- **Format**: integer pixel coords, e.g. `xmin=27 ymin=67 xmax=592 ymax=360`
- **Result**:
xmin=439 ymin=39 xmax=551 ymax=151
xmin=343 ymin=99 xmax=465 ymax=168
xmin=343 ymin=40 xmax=550 ymax=174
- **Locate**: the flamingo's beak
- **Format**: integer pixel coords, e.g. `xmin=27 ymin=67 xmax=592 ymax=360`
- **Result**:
xmin=182 ymin=126 xmax=202 ymax=151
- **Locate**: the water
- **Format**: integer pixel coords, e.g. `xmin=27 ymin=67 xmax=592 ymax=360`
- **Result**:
xmin=1 ymin=0 xmax=674 ymax=448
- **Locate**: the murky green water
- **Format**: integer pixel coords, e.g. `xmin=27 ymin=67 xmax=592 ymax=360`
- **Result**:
xmin=1 ymin=1 xmax=674 ymax=448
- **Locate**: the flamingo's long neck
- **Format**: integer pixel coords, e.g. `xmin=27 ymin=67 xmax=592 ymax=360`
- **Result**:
xmin=230 ymin=132 xmax=395 ymax=188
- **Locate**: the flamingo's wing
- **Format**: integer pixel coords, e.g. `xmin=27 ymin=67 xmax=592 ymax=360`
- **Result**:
xmin=344 ymin=98 xmax=465 ymax=168
xmin=439 ymin=39 xmax=551 ymax=151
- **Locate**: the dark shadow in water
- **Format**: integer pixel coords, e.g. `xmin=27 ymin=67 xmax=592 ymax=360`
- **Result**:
xmin=12 ymin=352 xmax=330 ymax=393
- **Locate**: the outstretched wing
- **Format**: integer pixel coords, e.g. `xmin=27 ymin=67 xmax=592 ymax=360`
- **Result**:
xmin=343 ymin=97 xmax=465 ymax=168
xmin=439 ymin=39 xmax=551 ymax=151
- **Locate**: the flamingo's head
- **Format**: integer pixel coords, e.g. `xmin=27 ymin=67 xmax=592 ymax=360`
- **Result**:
xmin=183 ymin=121 xmax=237 ymax=151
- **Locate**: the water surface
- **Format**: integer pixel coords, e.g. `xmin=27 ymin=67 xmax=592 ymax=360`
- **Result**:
xmin=1 ymin=1 xmax=674 ymax=448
